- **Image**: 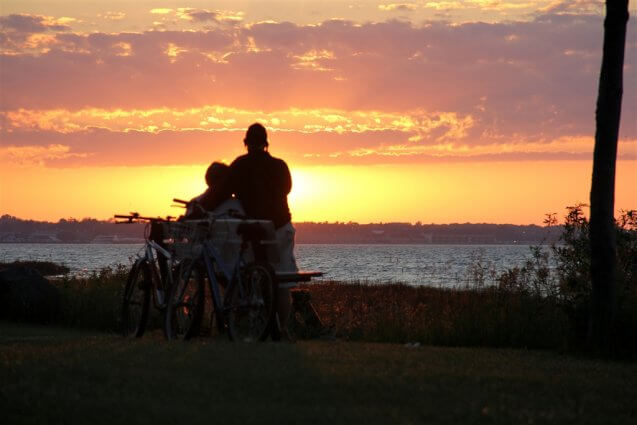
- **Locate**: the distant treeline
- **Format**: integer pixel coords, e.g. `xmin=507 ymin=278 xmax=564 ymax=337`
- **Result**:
xmin=294 ymin=222 xmax=561 ymax=244
xmin=0 ymin=215 xmax=561 ymax=244
xmin=0 ymin=215 xmax=146 ymax=243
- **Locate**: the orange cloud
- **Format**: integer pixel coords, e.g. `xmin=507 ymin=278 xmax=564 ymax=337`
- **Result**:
xmin=1 ymin=12 xmax=636 ymax=169
xmin=150 ymin=9 xmax=173 ymax=15
xmin=465 ymin=1 xmax=536 ymax=11
xmin=378 ymin=3 xmax=418 ymax=12
xmin=540 ymin=0 xmax=603 ymax=14
xmin=0 ymin=144 xmax=87 ymax=166
xmin=2 ymin=106 xmax=475 ymax=138
xmin=0 ymin=14 xmax=73 ymax=32
xmin=149 ymin=7 xmax=245 ymax=23
xmin=423 ymin=2 xmax=463 ymax=10
xmin=3 ymin=14 xmax=631 ymax=145
xmin=291 ymin=49 xmax=336 ymax=71
xmin=99 ymin=12 xmax=126 ymax=21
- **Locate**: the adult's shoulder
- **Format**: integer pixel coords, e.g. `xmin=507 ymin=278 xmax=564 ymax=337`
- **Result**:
xmin=270 ymin=155 xmax=291 ymax=184
xmin=229 ymin=153 xmax=250 ymax=167
xmin=269 ymin=155 xmax=289 ymax=168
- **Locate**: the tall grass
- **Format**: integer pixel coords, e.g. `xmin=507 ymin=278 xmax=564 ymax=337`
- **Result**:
xmin=295 ymin=242 xmax=567 ymax=349
xmin=52 ymin=266 xmax=126 ymax=332
xmin=303 ymin=280 xmax=567 ymax=349
xmin=16 ymin=249 xmax=572 ymax=349
xmin=44 ymin=262 xmax=568 ymax=349
xmin=15 ymin=206 xmax=635 ymax=353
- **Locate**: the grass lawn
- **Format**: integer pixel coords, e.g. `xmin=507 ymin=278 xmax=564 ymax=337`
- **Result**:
xmin=1 ymin=322 xmax=635 ymax=425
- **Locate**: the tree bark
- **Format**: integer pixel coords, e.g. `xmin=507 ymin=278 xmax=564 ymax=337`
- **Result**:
xmin=589 ymin=0 xmax=629 ymax=352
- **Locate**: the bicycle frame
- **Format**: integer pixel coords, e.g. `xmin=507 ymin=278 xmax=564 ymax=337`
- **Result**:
xmin=165 ymin=216 xmax=279 ymax=340
xmin=197 ymin=238 xmax=246 ymax=326
xmin=137 ymin=238 xmax=174 ymax=309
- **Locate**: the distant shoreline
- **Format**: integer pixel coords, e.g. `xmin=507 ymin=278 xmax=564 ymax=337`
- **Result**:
xmin=1 ymin=215 xmax=562 ymax=245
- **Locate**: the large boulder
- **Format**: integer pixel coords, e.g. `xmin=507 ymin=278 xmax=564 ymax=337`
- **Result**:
xmin=0 ymin=266 xmax=60 ymax=323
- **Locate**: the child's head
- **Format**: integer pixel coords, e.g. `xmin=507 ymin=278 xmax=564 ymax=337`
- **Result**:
xmin=205 ymin=162 xmax=228 ymax=187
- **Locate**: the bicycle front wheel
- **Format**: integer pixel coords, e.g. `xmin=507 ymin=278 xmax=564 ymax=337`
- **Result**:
xmin=226 ymin=263 xmax=277 ymax=342
xmin=122 ymin=260 xmax=151 ymax=338
xmin=165 ymin=260 xmax=205 ymax=340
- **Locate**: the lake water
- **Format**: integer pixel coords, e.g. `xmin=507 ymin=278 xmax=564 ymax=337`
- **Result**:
xmin=0 ymin=243 xmax=541 ymax=287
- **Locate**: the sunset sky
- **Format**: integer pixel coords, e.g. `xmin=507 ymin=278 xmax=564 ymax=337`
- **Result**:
xmin=1 ymin=0 xmax=635 ymax=224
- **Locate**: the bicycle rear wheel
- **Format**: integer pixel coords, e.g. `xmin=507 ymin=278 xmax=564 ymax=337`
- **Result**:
xmin=165 ymin=260 xmax=205 ymax=340
xmin=122 ymin=260 xmax=151 ymax=338
xmin=225 ymin=263 xmax=277 ymax=342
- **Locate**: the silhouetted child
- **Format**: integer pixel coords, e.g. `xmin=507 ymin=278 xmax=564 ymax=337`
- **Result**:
xmin=184 ymin=162 xmax=229 ymax=218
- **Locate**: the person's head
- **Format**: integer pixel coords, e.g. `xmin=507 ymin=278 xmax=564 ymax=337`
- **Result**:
xmin=205 ymin=161 xmax=228 ymax=187
xmin=244 ymin=123 xmax=269 ymax=152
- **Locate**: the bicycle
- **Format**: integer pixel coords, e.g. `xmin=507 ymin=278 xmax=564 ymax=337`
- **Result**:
xmin=164 ymin=216 xmax=278 ymax=342
xmin=116 ymin=213 xmax=178 ymax=338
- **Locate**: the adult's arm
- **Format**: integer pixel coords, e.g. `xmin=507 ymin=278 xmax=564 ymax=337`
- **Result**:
xmin=279 ymin=159 xmax=292 ymax=195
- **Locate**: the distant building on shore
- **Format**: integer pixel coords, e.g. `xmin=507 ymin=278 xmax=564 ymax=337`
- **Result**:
xmin=91 ymin=235 xmax=144 ymax=244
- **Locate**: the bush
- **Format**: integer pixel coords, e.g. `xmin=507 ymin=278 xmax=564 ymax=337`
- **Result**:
xmin=53 ymin=266 xmax=128 ymax=332
xmin=553 ymin=206 xmax=637 ymax=350
xmin=492 ymin=205 xmax=637 ymax=352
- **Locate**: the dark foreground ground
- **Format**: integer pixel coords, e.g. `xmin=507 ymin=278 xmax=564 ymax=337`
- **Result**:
xmin=1 ymin=322 xmax=635 ymax=425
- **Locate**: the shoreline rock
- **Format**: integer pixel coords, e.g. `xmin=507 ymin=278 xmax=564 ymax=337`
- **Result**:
xmin=0 ymin=266 xmax=61 ymax=324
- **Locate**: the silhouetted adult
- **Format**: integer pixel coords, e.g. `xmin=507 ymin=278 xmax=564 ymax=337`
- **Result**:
xmin=227 ymin=124 xmax=292 ymax=229
xmin=226 ymin=123 xmax=298 ymax=339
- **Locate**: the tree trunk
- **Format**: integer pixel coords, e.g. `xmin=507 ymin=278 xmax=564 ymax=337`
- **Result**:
xmin=589 ymin=0 xmax=629 ymax=353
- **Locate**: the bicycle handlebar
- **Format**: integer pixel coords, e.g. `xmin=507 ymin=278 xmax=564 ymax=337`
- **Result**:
xmin=173 ymin=197 xmax=208 ymax=217
xmin=115 ymin=195 xmax=248 ymax=224
xmin=172 ymin=198 xmax=190 ymax=206
xmin=114 ymin=213 xmax=173 ymax=223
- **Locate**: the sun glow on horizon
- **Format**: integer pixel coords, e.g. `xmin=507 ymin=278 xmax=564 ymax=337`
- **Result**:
xmin=2 ymin=160 xmax=634 ymax=225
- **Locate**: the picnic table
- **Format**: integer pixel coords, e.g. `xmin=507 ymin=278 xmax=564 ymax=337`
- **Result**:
xmin=162 ymin=217 xmax=324 ymax=287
